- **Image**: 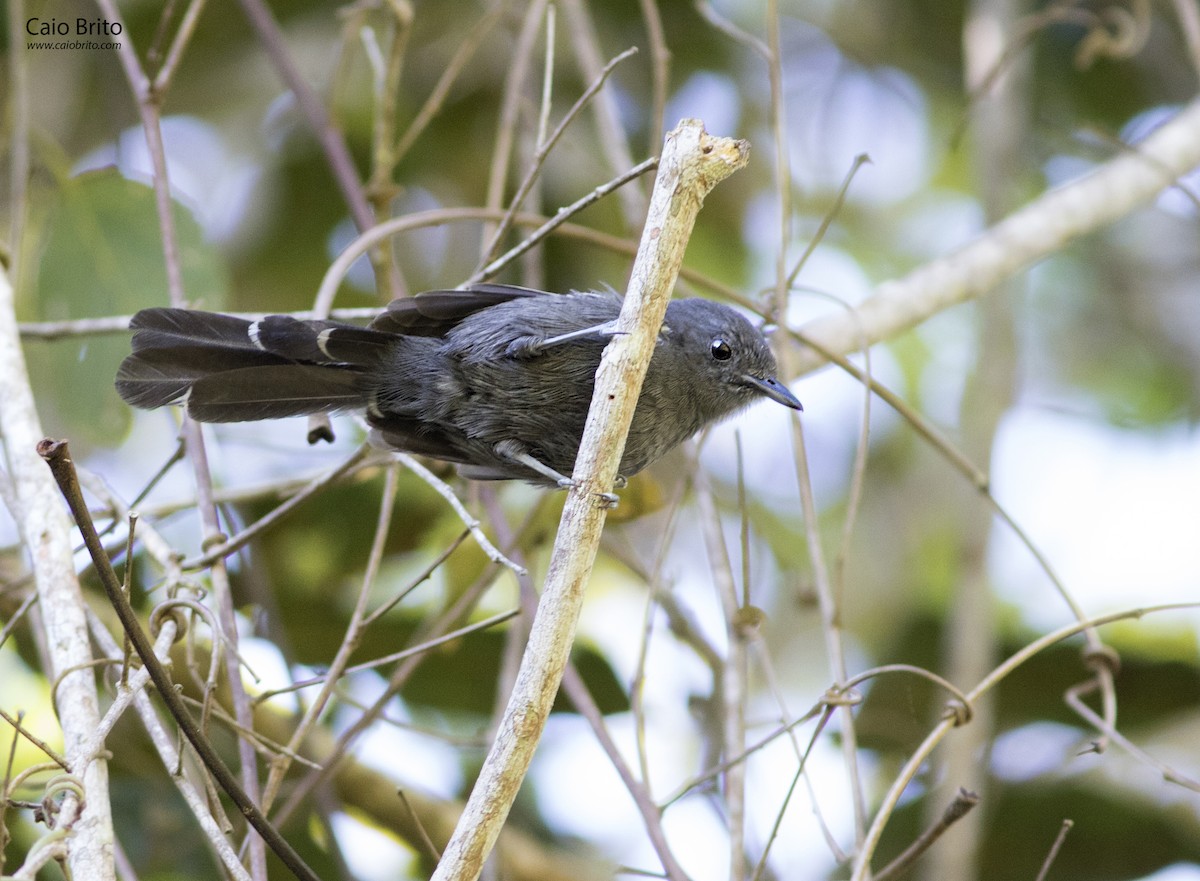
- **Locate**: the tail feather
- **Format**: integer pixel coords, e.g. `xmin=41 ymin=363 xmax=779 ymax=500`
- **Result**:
xmin=129 ymin=308 xmax=261 ymax=352
xmin=253 ymin=316 xmax=393 ymax=364
xmin=116 ymin=346 xmax=285 ymax=409
xmin=117 ymin=307 xmax=387 ymax=423
xmin=187 ymin=366 xmax=367 ymax=422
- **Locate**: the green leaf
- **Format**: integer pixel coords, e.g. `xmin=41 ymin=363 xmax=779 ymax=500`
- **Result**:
xmin=23 ymin=169 xmax=227 ymax=447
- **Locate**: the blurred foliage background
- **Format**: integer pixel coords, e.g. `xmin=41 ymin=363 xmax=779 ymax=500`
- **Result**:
xmin=2 ymin=1 xmax=1200 ymax=880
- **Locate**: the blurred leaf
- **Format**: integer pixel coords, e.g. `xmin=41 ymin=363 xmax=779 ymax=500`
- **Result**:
xmin=23 ymin=170 xmax=226 ymax=447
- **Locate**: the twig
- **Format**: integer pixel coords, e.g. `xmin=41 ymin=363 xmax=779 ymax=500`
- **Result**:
xmin=467 ymin=157 xmax=658 ymax=284
xmin=761 ymin=0 xmax=867 ymax=844
xmin=1032 ymin=819 xmax=1074 ymax=881
xmin=848 ymin=601 xmax=1200 ymax=881
xmin=561 ymin=0 xmax=645 ymax=228
xmin=392 ymin=452 xmax=527 ymax=576
xmin=635 ymin=0 xmax=669 ymax=162
xmin=694 ymin=0 xmax=769 ymax=59
xmin=38 ymin=439 xmax=322 ymax=881
xmin=0 ymin=709 xmax=69 ymax=771
xmin=255 ymin=610 xmax=519 ymax=699
xmin=6 ymin=0 xmax=31 ymax=280
xmin=748 ymin=718 xmax=829 ymax=881
xmin=234 ymin=0 xmax=402 ymax=295
xmin=477 ymin=45 xmax=639 ymax=269
xmin=179 ymin=443 xmax=374 ymax=570
xmin=84 ymin=610 xmax=254 ymax=881
xmin=662 ymin=704 xmax=832 ymax=808
xmin=152 ymin=0 xmax=209 ymax=93
xmin=363 ymin=529 xmax=469 ymax=627
xmin=1064 ymin=678 xmax=1200 ymax=792
xmin=1170 ymin=0 xmax=1200 ymax=80
xmin=691 ymin=464 xmax=748 ymax=881
xmin=481 ymin=0 xmax=549 ymax=256
xmin=260 ymin=465 xmax=401 ymax=812
xmin=872 ymin=789 xmax=981 ymax=881
xmin=392 ymin=6 xmax=505 ymax=165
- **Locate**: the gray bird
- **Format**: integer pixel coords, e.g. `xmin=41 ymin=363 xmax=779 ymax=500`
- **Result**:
xmin=115 ymin=284 xmax=802 ymax=487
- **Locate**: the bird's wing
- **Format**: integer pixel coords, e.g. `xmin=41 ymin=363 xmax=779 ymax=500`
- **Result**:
xmin=442 ymin=289 xmax=623 ymax=362
xmin=369 ymin=284 xmax=547 ymax=336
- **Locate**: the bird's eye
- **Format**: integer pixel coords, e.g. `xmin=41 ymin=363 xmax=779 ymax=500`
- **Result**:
xmin=710 ymin=339 xmax=732 ymax=361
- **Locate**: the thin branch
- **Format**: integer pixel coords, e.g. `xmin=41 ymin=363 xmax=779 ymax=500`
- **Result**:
xmin=873 ymin=789 xmax=981 ymax=881
xmin=470 ymin=157 xmax=658 ymax=284
xmin=151 ymin=0 xmax=209 ymax=93
xmin=38 ymin=439 xmax=321 ymax=881
xmin=848 ymin=601 xmax=1200 ymax=880
xmin=1064 ymin=678 xmax=1200 ymax=792
xmin=392 ymin=5 xmax=506 ymax=164
xmin=0 ymin=708 xmax=69 ymax=771
xmin=561 ymin=0 xmax=645 ymax=228
xmin=481 ymin=0 xmax=549 ymax=257
xmin=393 ymin=452 xmax=527 ymax=576
xmin=260 ymin=465 xmax=400 ymax=812
xmin=690 ymin=464 xmax=748 ymax=881
xmin=255 ymin=610 xmax=521 ymax=701
xmin=636 ymin=0 xmax=669 ymax=162
xmin=234 ymin=0 xmax=403 ymax=295
xmin=178 ymin=444 xmax=375 ymax=571
xmin=84 ymin=612 xmax=254 ymax=881
xmin=477 ymin=45 xmax=639 ymax=269
xmin=1032 ymin=819 xmax=1074 ymax=881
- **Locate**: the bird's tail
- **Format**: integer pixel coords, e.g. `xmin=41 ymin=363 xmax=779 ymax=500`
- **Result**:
xmin=115 ymin=308 xmax=394 ymax=423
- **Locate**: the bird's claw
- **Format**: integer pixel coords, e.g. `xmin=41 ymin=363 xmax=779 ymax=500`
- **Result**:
xmin=556 ymin=477 xmax=620 ymax=508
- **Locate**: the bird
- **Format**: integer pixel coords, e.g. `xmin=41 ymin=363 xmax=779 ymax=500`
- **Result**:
xmin=115 ymin=284 xmax=802 ymax=487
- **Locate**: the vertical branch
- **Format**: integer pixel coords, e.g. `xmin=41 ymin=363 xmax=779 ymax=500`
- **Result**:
xmin=926 ymin=1 xmax=1029 ymax=877
xmin=560 ymin=0 xmax=646 ymax=229
xmin=6 ymin=0 xmax=31 ymax=278
xmin=90 ymin=3 xmax=271 ymax=874
xmin=361 ymin=0 xmax=413 ymax=300
xmin=0 ymin=275 xmax=115 ymax=879
xmin=429 ymin=119 xmax=749 ymax=881
xmin=259 ymin=465 xmax=401 ymax=812
xmin=692 ymin=470 xmax=749 ymax=881
xmin=481 ymin=494 xmax=690 ymax=881
xmin=481 ymin=0 xmax=549 ymax=258
xmin=761 ymin=0 xmax=868 ymax=844
xmin=636 ymin=0 xmax=670 ymax=162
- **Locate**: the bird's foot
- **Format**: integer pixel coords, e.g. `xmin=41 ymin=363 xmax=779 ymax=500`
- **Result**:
xmin=555 ymin=476 xmax=620 ymax=508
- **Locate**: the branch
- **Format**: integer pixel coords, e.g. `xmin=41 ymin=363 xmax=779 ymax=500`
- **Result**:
xmin=793 ymin=96 xmax=1200 ymax=372
xmin=849 ymin=601 xmax=1199 ymax=880
xmin=0 ymin=268 xmax=114 ymax=880
xmin=37 ymin=440 xmax=321 ymax=881
xmin=429 ymin=119 xmax=749 ymax=881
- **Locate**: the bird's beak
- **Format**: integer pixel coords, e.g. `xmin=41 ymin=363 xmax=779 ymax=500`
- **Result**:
xmin=741 ymin=374 xmax=803 ymax=411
